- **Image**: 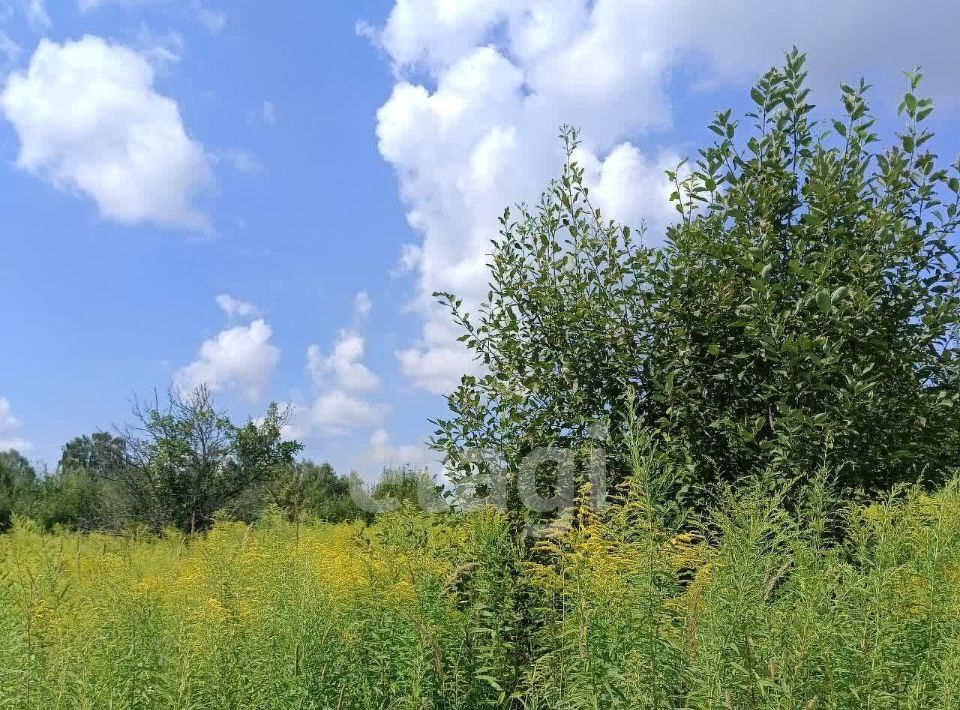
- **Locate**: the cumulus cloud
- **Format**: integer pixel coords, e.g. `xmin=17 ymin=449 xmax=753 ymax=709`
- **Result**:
xmin=296 ymin=391 xmax=387 ymax=439
xmin=307 ymin=331 xmax=381 ymax=393
xmin=175 ymin=300 xmax=279 ymax=402
xmin=289 ymin=312 xmax=389 ymax=441
xmin=0 ymin=397 xmax=31 ymax=452
xmin=296 ymin=300 xmax=382 ymax=439
xmin=0 ymin=36 xmax=212 ymax=231
xmin=372 ymin=9 xmax=679 ymax=394
xmin=396 ymin=318 xmax=481 ymax=395
xmin=357 ymin=428 xmax=430 ymax=469
xmin=0 ymin=437 xmax=32 ymax=453
xmin=574 ymin=143 xmax=681 ymax=237
xmin=369 ymin=0 xmax=960 ymax=394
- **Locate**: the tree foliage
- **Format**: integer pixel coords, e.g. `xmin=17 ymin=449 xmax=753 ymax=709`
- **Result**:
xmin=266 ymin=460 xmax=366 ymax=525
xmin=656 ymin=51 xmax=960 ymax=489
xmin=108 ymin=386 xmax=302 ymax=532
xmin=58 ymin=432 xmax=127 ymax=479
xmin=433 ymin=51 xmax=960 ymax=511
xmin=0 ymin=450 xmax=37 ymax=531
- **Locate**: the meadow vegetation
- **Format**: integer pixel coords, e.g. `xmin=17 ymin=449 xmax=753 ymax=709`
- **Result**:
xmin=2 ymin=454 xmax=960 ymax=708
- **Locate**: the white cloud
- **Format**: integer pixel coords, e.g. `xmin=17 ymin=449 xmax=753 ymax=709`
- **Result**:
xmin=370 ymin=0 xmax=960 ymax=394
xmin=308 ymin=331 xmax=380 ymax=393
xmin=372 ymin=22 xmax=674 ymax=393
xmin=0 ymin=36 xmax=212 ymax=231
xmin=215 ymin=293 xmax=259 ymax=320
xmin=1 ymin=0 xmax=51 ymax=31
xmin=0 ymin=32 xmax=22 ymax=65
xmin=297 ymin=391 xmax=387 ymax=438
xmin=0 ymin=437 xmax=32 ymax=453
xmin=192 ymin=1 xmax=225 ymax=33
xmin=396 ymin=317 xmax=481 ymax=395
xmin=290 ymin=312 xmax=388 ymax=441
xmin=394 ymin=243 xmax=421 ymax=274
xmin=175 ymin=317 xmax=279 ymax=402
xmin=0 ymin=397 xmax=31 ymax=452
xmin=574 ymin=143 xmax=681 ymax=237
xmin=135 ymin=27 xmax=185 ymax=68
xmin=247 ymin=99 xmax=277 ymax=127
xmin=359 ymin=427 xmax=430 ymax=468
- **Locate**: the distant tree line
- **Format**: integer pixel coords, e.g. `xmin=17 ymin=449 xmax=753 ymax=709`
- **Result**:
xmin=0 ymin=385 xmax=423 ymax=534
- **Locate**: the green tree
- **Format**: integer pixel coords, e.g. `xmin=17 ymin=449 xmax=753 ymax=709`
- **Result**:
xmin=58 ymin=432 xmax=127 ymax=478
xmin=0 ymin=449 xmax=38 ymax=531
xmin=655 ymin=51 xmax=960 ymax=489
xmin=433 ymin=51 xmax=960 ymax=514
xmin=110 ymin=386 xmax=302 ymax=533
xmin=37 ymin=432 xmax=132 ymax=531
xmin=36 ymin=467 xmax=107 ymax=531
xmin=265 ymin=460 xmax=365 ymax=534
xmin=432 ymin=127 xmax=656 ymax=517
xmin=370 ymin=464 xmax=431 ymax=507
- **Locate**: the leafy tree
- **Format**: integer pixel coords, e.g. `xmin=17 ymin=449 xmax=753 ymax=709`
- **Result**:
xmin=433 ymin=51 xmax=960 ymax=515
xmin=265 ymin=460 xmax=365 ymax=534
xmin=432 ymin=127 xmax=656 ymax=516
xmin=370 ymin=465 xmax=431 ymax=507
xmin=36 ymin=467 xmax=107 ymax=532
xmin=655 ymin=51 xmax=960 ymax=489
xmin=109 ymin=386 xmax=302 ymax=533
xmin=40 ymin=433 xmax=131 ymax=531
xmin=58 ymin=432 xmax=127 ymax=478
xmin=0 ymin=449 xmax=38 ymax=531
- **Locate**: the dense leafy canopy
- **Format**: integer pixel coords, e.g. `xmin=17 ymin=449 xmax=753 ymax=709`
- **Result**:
xmin=434 ymin=51 xmax=960 ymax=513
xmin=0 ymin=450 xmax=37 ymax=531
xmin=104 ymin=387 xmax=302 ymax=532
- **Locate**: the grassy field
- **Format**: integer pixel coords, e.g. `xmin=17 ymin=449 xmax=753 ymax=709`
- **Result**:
xmin=2 ymin=480 xmax=960 ymax=709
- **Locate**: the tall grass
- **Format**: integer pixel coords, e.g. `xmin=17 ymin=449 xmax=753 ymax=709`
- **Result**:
xmin=2 ymin=474 xmax=959 ymax=708
xmin=522 ymin=467 xmax=960 ymax=710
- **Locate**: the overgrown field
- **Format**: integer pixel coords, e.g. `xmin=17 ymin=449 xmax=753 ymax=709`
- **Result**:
xmin=2 ymin=477 xmax=960 ymax=709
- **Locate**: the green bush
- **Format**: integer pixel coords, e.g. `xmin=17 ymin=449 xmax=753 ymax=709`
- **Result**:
xmin=434 ymin=51 xmax=960 ymax=513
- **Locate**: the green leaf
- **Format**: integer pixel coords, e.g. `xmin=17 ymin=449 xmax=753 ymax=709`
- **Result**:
xmin=816 ymin=290 xmax=832 ymax=313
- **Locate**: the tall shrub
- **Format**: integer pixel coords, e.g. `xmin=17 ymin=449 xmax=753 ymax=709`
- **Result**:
xmin=434 ymin=51 xmax=960 ymax=509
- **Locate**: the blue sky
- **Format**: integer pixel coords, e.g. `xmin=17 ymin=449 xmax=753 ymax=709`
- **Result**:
xmin=1 ymin=0 xmax=959 ymax=478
